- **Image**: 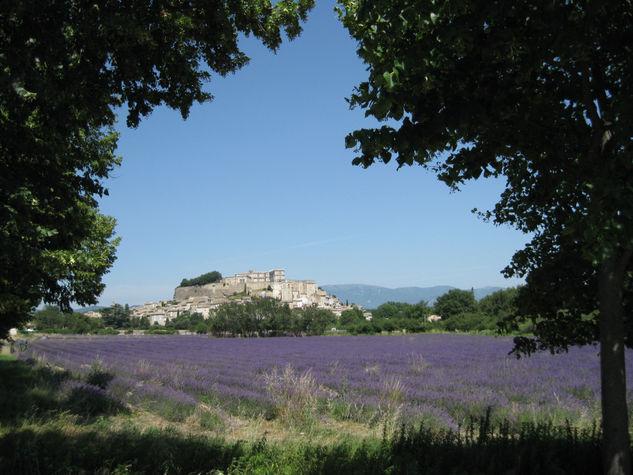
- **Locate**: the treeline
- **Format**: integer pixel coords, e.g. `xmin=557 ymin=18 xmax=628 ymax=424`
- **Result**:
xmin=337 ymin=304 xmax=432 ymax=334
xmin=29 ymin=287 xmax=523 ymax=337
xmin=30 ymin=305 xmax=151 ymax=334
xmin=206 ymin=299 xmax=336 ymax=337
xmin=345 ymin=287 xmax=523 ymax=335
xmin=30 ymin=306 xmax=112 ymax=334
xmin=200 ymin=287 xmax=523 ymax=337
xmin=434 ymin=287 xmax=521 ymax=332
xmin=179 ymin=271 xmax=222 ymax=287
xmin=95 ymin=299 xmax=337 ymax=336
xmin=29 ymin=300 xmax=338 ymax=337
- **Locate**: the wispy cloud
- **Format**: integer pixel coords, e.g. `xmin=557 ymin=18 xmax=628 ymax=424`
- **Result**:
xmin=214 ymin=234 xmax=364 ymax=263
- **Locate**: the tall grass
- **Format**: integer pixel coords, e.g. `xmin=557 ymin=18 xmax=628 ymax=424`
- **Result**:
xmin=1 ymin=417 xmax=607 ymax=474
xmin=264 ymin=365 xmax=320 ymax=428
xmin=0 ymin=355 xmax=618 ymax=474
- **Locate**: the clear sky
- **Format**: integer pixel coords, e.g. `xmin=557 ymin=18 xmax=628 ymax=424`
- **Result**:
xmin=96 ymin=0 xmax=530 ymax=306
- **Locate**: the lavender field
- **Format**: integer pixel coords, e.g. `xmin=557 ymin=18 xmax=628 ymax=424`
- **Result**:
xmin=19 ymin=334 xmax=633 ymax=432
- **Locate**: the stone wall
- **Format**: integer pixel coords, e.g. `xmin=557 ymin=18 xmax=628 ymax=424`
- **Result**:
xmin=174 ymin=282 xmax=244 ymax=300
xmin=174 ymin=280 xmax=277 ymax=301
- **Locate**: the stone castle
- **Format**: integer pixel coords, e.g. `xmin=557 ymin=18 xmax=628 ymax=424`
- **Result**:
xmin=173 ymin=269 xmax=338 ymax=308
xmin=131 ymin=269 xmax=348 ymax=326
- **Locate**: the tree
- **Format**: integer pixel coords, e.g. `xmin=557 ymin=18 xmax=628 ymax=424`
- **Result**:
xmin=179 ymin=271 xmax=223 ymax=287
xmin=478 ymin=288 xmax=519 ymax=320
xmin=209 ymin=304 xmax=234 ymax=337
xmin=338 ymin=1 xmax=633 ymax=472
xmin=1 ymin=0 xmax=314 ymax=337
xmin=295 ymin=306 xmax=335 ymax=335
xmin=1 ymin=123 xmax=120 ymax=338
xmin=372 ymin=301 xmax=410 ymax=320
xmin=194 ymin=321 xmax=209 ymax=335
xmin=340 ymin=308 xmax=364 ymax=326
xmin=268 ymin=302 xmax=294 ymax=336
xmin=406 ymin=300 xmax=432 ymax=320
xmin=100 ymin=303 xmax=130 ymax=329
xmin=29 ymin=305 xmax=62 ymax=331
xmin=371 ymin=300 xmax=431 ymax=325
xmin=442 ymin=312 xmax=485 ymax=333
xmin=433 ymin=289 xmax=477 ymax=320
xmin=131 ymin=316 xmax=150 ymax=330
xmin=31 ymin=305 xmax=104 ymax=334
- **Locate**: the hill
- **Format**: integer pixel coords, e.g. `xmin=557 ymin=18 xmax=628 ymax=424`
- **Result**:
xmin=320 ymin=284 xmax=503 ymax=309
xmin=75 ymin=305 xmax=106 ymax=313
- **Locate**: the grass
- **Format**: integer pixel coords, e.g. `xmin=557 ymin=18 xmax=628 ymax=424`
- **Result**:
xmin=0 ymin=350 xmax=620 ymax=474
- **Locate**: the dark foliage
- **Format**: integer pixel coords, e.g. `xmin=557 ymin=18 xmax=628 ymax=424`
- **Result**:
xmin=179 ymin=271 xmax=223 ymax=287
xmin=100 ymin=304 xmax=131 ymax=329
xmin=0 ymin=413 xmax=610 ymax=475
xmin=208 ymin=299 xmax=336 ymax=337
xmin=30 ymin=305 xmax=105 ymax=334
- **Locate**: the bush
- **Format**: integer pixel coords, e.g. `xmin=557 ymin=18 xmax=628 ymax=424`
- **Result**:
xmin=90 ymin=328 xmax=119 ymax=335
xmin=350 ymin=321 xmax=378 ymax=335
xmin=86 ymin=370 xmax=114 ymax=390
xmin=62 ymin=381 xmax=126 ymax=419
xmin=145 ymin=328 xmax=177 ymax=335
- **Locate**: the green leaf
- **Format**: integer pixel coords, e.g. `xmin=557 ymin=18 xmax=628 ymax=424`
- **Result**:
xmin=383 ymin=71 xmax=394 ymax=89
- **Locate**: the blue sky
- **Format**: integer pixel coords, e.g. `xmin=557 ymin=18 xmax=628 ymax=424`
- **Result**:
xmin=97 ymin=0 xmax=530 ymax=305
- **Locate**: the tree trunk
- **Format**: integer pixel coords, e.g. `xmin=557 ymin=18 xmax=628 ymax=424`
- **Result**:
xmin=599 ymin=254 xmax=632 ymax=475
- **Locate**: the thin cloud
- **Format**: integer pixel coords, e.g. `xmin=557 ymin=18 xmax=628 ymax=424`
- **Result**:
xmin=214 ymin=234 xmax=364 ymax=263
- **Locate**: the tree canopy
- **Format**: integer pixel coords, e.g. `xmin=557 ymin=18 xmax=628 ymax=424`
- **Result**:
xmin=1 ymin=0 xmax=314 ymax=336
xmin=478 ymin=288 xmax=518 ymax=321
xmin=433 ymin=289 xmax=476 ymax=320
xmin=100 ymin=303 xmax=131 ymax=330
xmin=338 ymin=0 xmax=633 ymax=472
xmin=208 ymin=299 xmax=335 ymax=337
xmin=179 ymin=271 xmax=223 ymax=287
xmin=30 ymin=305 xmax=105 ymax=334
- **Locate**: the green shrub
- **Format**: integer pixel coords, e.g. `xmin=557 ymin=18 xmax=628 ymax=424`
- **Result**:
xmin=145 ymin=328 xmax=177 ymax=335
xmin=85 ymin=370 xmax=114 ymax=390
xmin=90 ymin=328 xmax=119 ymax=335
xmin=62 ymin=382 xmax=126 ymax=419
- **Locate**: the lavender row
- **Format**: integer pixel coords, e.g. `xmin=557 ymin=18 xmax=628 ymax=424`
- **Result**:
xmin=20 ymin=334 xmax=631 ymax=429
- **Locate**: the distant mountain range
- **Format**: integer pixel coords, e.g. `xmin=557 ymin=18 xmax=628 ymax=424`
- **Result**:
xmin=320 ymin=284 xmax=503 ymax=309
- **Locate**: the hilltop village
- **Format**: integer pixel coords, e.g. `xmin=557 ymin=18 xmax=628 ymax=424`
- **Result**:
xmin=128 ymin=269 xmax=358 ymax=326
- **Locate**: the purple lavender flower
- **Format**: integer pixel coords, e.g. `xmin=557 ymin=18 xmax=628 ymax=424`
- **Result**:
xmin=20 ymin=334 xmax=630 ymax=429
